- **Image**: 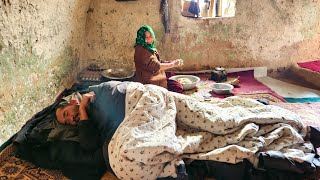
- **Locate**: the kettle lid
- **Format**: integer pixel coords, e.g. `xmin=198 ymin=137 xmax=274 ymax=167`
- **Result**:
xmin=214 ymin=67 xmax=225 ymax=71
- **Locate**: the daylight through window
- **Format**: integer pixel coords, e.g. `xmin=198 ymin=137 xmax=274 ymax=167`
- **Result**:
xmin=181 ymin=0 xmax=236 ymax=18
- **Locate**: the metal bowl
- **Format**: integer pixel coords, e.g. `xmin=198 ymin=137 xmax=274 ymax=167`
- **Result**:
xmin=169 ymin=75 xmax=200 ymax=90
xmin=210 ymin=83 xmax=234 ymax=95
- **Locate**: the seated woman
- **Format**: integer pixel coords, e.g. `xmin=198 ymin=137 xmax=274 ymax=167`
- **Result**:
xmin=134 ymin=25 xmax=184 ymax=89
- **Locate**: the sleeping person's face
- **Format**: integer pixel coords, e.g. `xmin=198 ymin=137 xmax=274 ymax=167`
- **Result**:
xmin=145 ymin=31 xmax=154 ymax=44
xmin=56 ymin=104 xmax=80 ymax=125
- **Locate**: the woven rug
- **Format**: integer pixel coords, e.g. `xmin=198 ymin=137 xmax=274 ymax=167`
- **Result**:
xmin=0 ymin=144 xmax=119 ymax=180
xmin=237 ymin=93 xmax=285 ymax=104
xmin=0 ymin=144 xmax=68 ymax=179
xmin=275 ymin=102 xmax=320 ymax=127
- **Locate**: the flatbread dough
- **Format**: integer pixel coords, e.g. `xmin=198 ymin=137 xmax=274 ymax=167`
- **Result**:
xmin=177 ymin=77 xmax=192 ymax=84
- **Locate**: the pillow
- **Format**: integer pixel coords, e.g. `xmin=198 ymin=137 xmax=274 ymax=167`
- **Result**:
xmin=62 ymin=91 xmax=82 ymax=105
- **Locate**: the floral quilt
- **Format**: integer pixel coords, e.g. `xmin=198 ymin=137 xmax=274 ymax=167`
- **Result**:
xmin=108 ymin=82 xmax=314 ymax=180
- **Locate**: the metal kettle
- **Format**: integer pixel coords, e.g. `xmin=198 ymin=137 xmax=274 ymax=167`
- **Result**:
xmin=210 ymin=67 xmax=227 ymax=82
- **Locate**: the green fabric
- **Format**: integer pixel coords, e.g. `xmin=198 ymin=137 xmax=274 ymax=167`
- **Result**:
xmin=134 ymin=25 xmax=157 ymax=54
xmin=284 ymin=97 xmax=320 ymax=103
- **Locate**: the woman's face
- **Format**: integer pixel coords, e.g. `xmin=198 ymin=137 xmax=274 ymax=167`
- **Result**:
xmin=145 ymin=31 xmax=154 ymax=44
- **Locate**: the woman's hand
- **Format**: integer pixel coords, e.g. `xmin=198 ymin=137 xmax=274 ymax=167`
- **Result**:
xmin=160 ymin=59 xmax=184 ymax=71
xmin=172 ymin=59 xmax=184 ymax=67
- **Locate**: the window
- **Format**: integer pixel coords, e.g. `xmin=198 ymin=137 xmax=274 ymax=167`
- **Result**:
xmin=181 ymin=0 xmax=236 ymax=18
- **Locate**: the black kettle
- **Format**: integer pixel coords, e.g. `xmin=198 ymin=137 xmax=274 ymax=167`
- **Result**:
xmin=210 ymin=67 xmax=227 ymax=82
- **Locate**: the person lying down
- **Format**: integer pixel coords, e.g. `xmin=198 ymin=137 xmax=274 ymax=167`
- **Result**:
xmin=13 ymin=81 xmax=129 ymax=180
xmin=13 ymin=81 xmax=320 ymax=180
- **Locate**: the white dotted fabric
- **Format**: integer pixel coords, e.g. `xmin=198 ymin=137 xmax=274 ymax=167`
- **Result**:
xmin=108 ymin=82 xmax=313 ymax=180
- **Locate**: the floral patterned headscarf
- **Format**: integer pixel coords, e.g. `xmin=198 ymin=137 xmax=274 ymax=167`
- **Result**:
xmin=134 ymin=25 xmax=156 ymax=54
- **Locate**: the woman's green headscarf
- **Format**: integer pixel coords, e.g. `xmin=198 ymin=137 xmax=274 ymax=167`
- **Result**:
xmin=134 ymin=25 xmax=157 ymax=54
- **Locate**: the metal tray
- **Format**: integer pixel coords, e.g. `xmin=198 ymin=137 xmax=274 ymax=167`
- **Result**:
xmin=101 ymin=68 xmax=135 ymax=80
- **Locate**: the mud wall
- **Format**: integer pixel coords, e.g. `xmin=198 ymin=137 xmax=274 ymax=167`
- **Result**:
xmin=0 ymin=0 xmax=90 ymax=144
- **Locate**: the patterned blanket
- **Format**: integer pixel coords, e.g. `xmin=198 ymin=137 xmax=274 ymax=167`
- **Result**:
xmin=108 ymin=83 xmax=314 ymax=180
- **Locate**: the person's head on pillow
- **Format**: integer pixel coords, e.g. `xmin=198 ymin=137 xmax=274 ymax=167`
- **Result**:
xmin=55 ymin=91 xmax=95 ymax=125
xmin=55 ymin=101 xmax=80 ymax=125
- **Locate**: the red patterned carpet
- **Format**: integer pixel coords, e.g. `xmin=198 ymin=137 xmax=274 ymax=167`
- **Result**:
xmin=185 ymin=70 xmax=285 ymax=101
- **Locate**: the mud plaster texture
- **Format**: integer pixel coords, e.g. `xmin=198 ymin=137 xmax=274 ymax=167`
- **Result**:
xmin=0 ymin=0 xmax=90 ymax=144
xmin=1 ymin=0 xmax=320 ymax=144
